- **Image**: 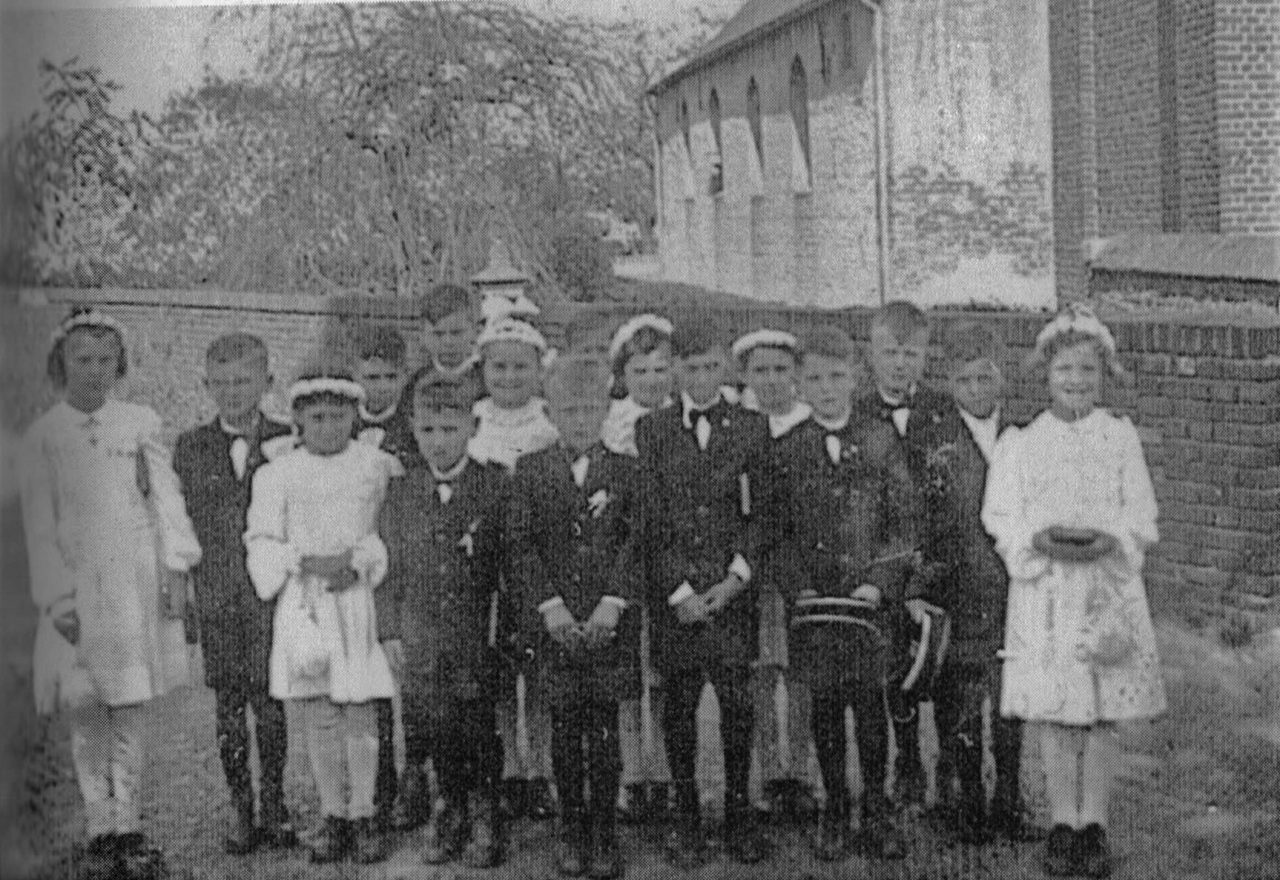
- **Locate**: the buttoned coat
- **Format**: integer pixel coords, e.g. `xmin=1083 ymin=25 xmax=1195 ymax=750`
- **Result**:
xmin=174 ymin=416 xmax=292 ymax=690
xmin=508 ymin=443 xmax=640 ymax=702
xmin=635 ymin=399 xmax=772 ymax=673
xmin=771 ymin=415 xmax=918 ymax=688
xmin=377 ymin=458 xmax=508 ymax=707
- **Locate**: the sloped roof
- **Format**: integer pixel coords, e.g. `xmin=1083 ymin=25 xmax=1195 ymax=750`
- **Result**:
xmin=1090 ymin=232 xmax=1280 ymax=283
xmin=652 ymin=0 xmax=834 ymax=93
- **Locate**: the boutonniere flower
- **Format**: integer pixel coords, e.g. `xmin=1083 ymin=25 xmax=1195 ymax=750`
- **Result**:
xmin=458 ymin=518 xmax=481 ymax=557
xmin=588 ymin=489 xmax=609 ymax=518
xmin=925 ymin=441 xmax=958 ymax=491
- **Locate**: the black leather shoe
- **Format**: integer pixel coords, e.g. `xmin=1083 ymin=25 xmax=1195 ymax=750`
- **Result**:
xmin=395 ymin=764 xmax=432 ymax=831
xmin=422 ymin=798 xmax=466 ymax=865
xmin=587 ymin=817 xmax=622 ymax=879
xmin=307 ymin=817 xmax=349 ymax=864
xmin=499 ymin=778 xmax=526 ymax=820
xmin=616 ymin=783 xmax=646 ymax=825
xmin=527 ymin=777 xmax=555 ymax=821
xmin=727 ymin=820 xmax=768 ymax=864
xmin=1043 ymin=824 xmax=1076 ymax=876
xmin=351 ymin=817 xmax=389 ymax=864
xmin=463 ymin=794 xmax=505 ymax=868
xmin=814 ymin=809 xmax=849 ymax=861
xmin=663 ymin=823 xmax=702 ymax=870
xmin=863 ymin=810 xmax=906 ymax=860
xmin=1075 ymin=824 xmax=1113 ymax=878
xmin=555 ymin=822 xmax=588 ymax=877
xmin=224 ymin=807 xmax=257 ymax=855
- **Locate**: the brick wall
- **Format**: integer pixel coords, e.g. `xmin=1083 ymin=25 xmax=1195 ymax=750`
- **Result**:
xmin=1215 ymin=0 xmax=1280 ymax=233
xmin=12 ymin=287 xmax=1280 ymax=625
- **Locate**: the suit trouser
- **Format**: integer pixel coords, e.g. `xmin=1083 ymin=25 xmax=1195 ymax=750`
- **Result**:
xmin=619 ymin=607 xmax=672 ymax=788
xmin=402 ymin=694 xmax=501 ymax=804
xmin=374 ymin=698 xmax=396 ymax=817
xmin=70 ymin=698 xmax=146 ymax=839
xmin=298 ymin=698 xmax=378 ymax=820
xmin=811 ymin=675 xmax=890 ymax=818
xmin=497 ymin=672 xmax=553 ymax=781
xmin=214 ymin=680 xmax=288 ymax=820
xmin=551 ymin=693 xmax=620 ymax=826
xmin=663 ymin=662 xmax=753 ymax=821
xmin=931 ymin=657 xmax=1023 ymax=813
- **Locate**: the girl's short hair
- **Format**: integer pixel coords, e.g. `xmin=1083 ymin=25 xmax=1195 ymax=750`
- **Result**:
xmin=610 ymin=325 xmax=672 ymax=398
xmin=46 ymin=309 xmax=128 ymax=389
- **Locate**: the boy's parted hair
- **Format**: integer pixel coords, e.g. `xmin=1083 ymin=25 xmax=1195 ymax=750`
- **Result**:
xmin=421 ymin=283 xmax=475 ymax=325
xmin=544 ymin=353 xmax=612 ymax=404
xmin=800 ymin=325 xmax=859 ymax=364
xmin=206 ymin=332 xmax=268 ymax=368
xmin=46 ymin=310 xmax=128 ymax=389
xmin=943 ymin=320 xmax=1006 ymax=372
xmin=351 ymin=324 xmax=407 ymax=366
xmin=870 ymin=300 xmax=929 ymax=343
xmin=406 ymin=368 xmax=475 ymax=417
xmin=670 ymin=318 xmax=726 ymax=359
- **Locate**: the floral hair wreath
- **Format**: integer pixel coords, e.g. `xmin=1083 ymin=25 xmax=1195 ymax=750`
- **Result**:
xmin=287 ymin=376 xmax=367 ymax=408
xmin=49 ymin=308 xmax=125 ymax=346
xmin=730 ymin=328 xmax=799 ymax=365
xmin=1032 ymin=304 xmax=1127 ymax=377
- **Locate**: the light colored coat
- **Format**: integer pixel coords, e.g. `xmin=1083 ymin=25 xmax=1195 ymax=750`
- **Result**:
xmin=20 ymin=401 xmax=202 ymax=713
xmin=245 ymin=441 xmax=402 ymax=703
xmin=983 ymin=409 xmax=1167 ymax=725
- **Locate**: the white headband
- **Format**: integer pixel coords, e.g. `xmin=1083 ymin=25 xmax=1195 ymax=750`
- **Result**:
xmin=288 ymin=376 xmax=367 ymax=407
xmin=1034 ymin=304 xmax=1118 ymax=364
xmin=608 ymin=314 xmax=673 ymax=363
xmin=731 ymin=328 xmax=798 ymax=361
xmin=476 ymin=316 xmax=548 ymax=353
xmin=50 ymin=309 xmax=125 ymax=345
xmin=479 ymin=291 xmax=541 ymax=324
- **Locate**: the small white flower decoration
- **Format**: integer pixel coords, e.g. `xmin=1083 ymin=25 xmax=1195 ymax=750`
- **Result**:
xmin=588 ymin=489 xmax=610 ymax=518
xmin=458 ymin=518 xmax=481 ymax=557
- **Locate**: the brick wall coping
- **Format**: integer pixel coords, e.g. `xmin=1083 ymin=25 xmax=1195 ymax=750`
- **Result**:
xmin=1090 ymin=232 xmax=1280 ymax=283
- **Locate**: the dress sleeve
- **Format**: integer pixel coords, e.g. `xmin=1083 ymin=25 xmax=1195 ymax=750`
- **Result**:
xmin=18 ymin=425 xmax=73 ymax=613
xmin=1114 ymin=416 xmax=1159 ymax=566
xmin=982 ymin=427 xmax=1050 ymax=582
xmin=140 ymin=409 xmax=202 ymax=572
xmin=244 ymin=462 xmax=298 ymax=600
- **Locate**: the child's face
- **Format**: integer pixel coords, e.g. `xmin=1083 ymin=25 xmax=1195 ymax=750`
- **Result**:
xmin=206 ymin=356 xmax=270 ymax=424
xmin=622 ymin=345 xmax=672 ymax=409
xmin=355 ymin=357 xmax=404 ymax=414
xmin=800 ymin=353 xmax=858 ymax=423
xmin=548 ymin=393 xmax=610 ymax=456
xmin=297 ymin=400 xmax=357 ymax=456
xmin=429 ymin=311 xmax=479 ymax=368
xmin=949 ymin=357 xmax=1003 ymax=420
xmin=412 ymin=406 xmax=475 ymax=472
xmin=482 ymin=340 xmax=541 ymax=409
xmin=63 ymin=329 xmax=121 ymax=410
xmin=868 ymin=324 xmax=928 ymax=400
xmin=1048 ymin=340 xmax=1102 ymax=419
xmin=676 ymin=347 xmax=728 ymax=406
xmin=743 ymin=347 xmax=798 ymax=416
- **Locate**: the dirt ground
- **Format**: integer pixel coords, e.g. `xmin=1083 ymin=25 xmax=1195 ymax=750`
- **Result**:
xmin=5 ymin=537 xmax=1280 ymax=880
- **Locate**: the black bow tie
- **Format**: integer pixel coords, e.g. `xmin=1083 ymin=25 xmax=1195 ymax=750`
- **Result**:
xmin=687 ymin=402 xmax=720 ymax=425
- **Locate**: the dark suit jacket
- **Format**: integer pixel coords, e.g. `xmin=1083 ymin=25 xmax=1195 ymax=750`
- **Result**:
xmin=174 ymin=416 xmax=292 ymax=691
xmin=378 ymin=458 xmax=508 ymax=707
xmin=916 ymin=404 xmax=1017 ymax=662
xmin=508 ymin=443 xmax=640 ymax=700
xmin=635 ymin=399 xmax=772 ymax=672
xmin=359 ymin=408 xmax=413 ymax=465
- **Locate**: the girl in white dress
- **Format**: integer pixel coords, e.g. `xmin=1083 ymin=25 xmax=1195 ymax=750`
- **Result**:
xmin=983 ymin=305 xmax=1166 ymax=878
xmin=245 ymin=365 xmax=402 ymax=864
xmin=21 ymin=309 xmax=201 ymax=874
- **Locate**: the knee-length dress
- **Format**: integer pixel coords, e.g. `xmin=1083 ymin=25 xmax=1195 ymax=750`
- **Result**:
xmin=982 ymin=409 xmax=1166 ymax=725
xmin=20 ymin=401 xmax=202 ymax=713
xmin=245 ymin=441 xmax=402 ymax=704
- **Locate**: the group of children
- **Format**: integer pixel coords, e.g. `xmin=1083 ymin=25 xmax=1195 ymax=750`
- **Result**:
xmin=21 ymin=291 xmax=1166 ymax=880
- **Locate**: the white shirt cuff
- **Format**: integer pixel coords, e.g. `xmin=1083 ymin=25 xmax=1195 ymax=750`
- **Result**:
xmin=668 ymin=582 xmax=697 ymax=606
xmin=600 ymin=596 xmax=627 ymax=610
xmin=728 ymin=554 xmax=752 ymax=584
xmin=538 ymin=596 xmax=567 ymax=616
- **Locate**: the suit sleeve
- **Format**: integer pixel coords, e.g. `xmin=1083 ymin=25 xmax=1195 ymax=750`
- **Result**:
xmin=766 ymin=434 xmax=810 ymax=600
xmin=506 ymin=459 xmax=557 ymax=644
xmin=733 ymin=413 xmax=774 ymax=586
xmin=634 ymin=416 xmax=674 ymax=609
xmin=871 ymin=423 xmax=919 ymax=603
xmin=605 ymin=458 xmax=640 ymax=607
xmin=374 ymin=482 xmax=404 ymax=641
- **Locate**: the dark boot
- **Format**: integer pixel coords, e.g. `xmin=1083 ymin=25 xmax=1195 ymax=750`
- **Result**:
xmin=645 ymin=782 xmax=671 ymax=822
xmin=499 ymin=777 xmax=526 ymax=820
xmin=814 ymin=794 xmax=851 ymax=862
xmin=1042 ymin=824 xmax=1076 ymax=876
xmin=307 ymin=817 xmax=349 ymax=864
xmin=617 ymin=783 xmax=646 ymax=825
xmin=223 ymin=797 xmax=257 ymax=855
xmin=422 ymin=796 xmax=467 ymax=865
xmin=351 ymin=817 xmax=389 ymax=864
xmin=663 ymin=810 xmax=702 ymax=870
xmin=257 ymin=793 xmax=297 ymax=848
xmin=555 ymin=812 xmax=588 ymax=877
xmin=73 ymin=834 xmax=122 ymax=880
xmin=726 ymin=807 xmax=768 ymax=864
xmin=587 ymin=811 xmax=622 ymax=880
xmin=527 ymin=777 xmax=555 ymax=821
xmin=463 ymin=791 xmax=504 ymax=868
xmin=862 ymin=801 xmax=906 ymax=860
xmin=116 ymin=836 xmax=166 ymax=880
xmin=1075 ymin=824 xmax=1113 ymax=878
xmin=395 ymin=764 xmax=432 ymax=831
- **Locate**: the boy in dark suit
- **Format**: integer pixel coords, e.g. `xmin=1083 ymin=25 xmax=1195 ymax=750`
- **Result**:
xmin=378 ymin=369 xmax=509 ymax=868
xmin=422 ymin=283 xmax=484 ymax=394
xmin=855 ymin=300 xmax=950 ymax=811
xmin=635 ymin=321 xmax=772 ymax=868
xmin=510 ymin=355 xmax=639 ymax=879
xmin=173 ymin=333 xmax=295 ymax=854
xmin=919 ymin=321 xmax=1031 ymax=844
xmin=775 ymin=326 xmax=916 ymax=861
